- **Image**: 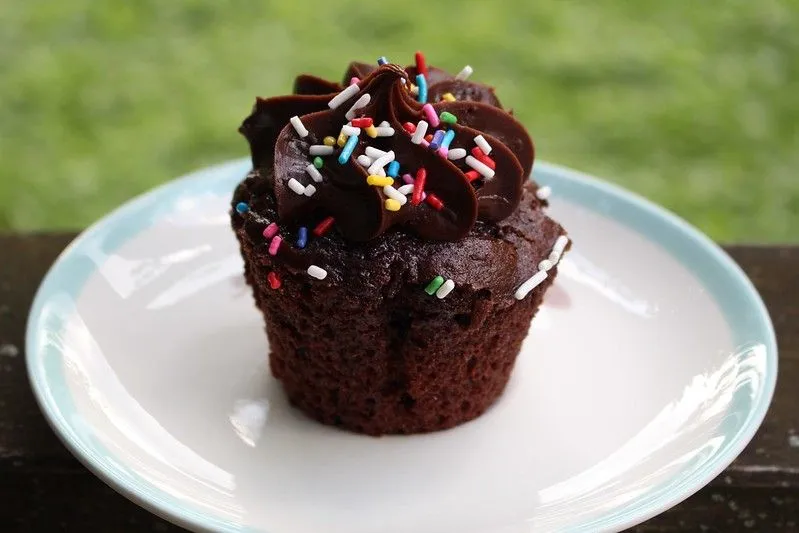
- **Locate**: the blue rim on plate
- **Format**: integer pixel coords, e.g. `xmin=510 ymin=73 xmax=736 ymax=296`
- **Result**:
xmin=26 ymin=158 xmax=778 ymax=532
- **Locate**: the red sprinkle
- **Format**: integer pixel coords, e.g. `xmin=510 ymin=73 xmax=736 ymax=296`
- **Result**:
xmin=402 ymin=122 xmax=417 ymax=134
xmin=415 ymin=51 xmax=428 ymax=78
xmin=313 ymin=216 xmax=335 ymax=237
xmin=411 ymin=168 xmax=427 ymax=205
xmin=470 ymin=147 xmax=496 ymax=169
xmin=267 ymin=272 xmax=281 ymax=290
xmin=425 ymin=193 xmax=444 ymax=211
xmin=351 ymin=117 xmax=373 ymax=128
xmin=424 ymin=134 xmax=433 ymax=143
xmin=465 ymin=170 xmax=481 ymax=182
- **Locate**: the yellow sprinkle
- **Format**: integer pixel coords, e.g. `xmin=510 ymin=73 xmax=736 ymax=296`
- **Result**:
xmin=367 ymin=175 xmax=393 ymax=186
xmin=410 ymin=84 xmax=419 ymax=96
xmin=442 ymin=92 xmax=456 ymax=102
xmin=337 ymin=132 xmax=347 ymax=147
xmin=323 ymin=136 xmax=336 ymax=146
xmin=365 ymin=125 xmax=378 ymax=138
xmin=385 ymin=198 xmax=401 ymax=211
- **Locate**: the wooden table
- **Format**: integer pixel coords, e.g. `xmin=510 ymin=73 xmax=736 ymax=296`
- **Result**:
xmin=1 ymin=234 xmax=796 ymax=532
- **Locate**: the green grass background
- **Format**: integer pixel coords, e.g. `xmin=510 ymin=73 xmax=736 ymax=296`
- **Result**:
xmin=1 ymin=1 xmax=797 ymax=241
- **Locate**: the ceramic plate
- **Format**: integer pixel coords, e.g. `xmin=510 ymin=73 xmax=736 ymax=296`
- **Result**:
xmin=26 ymin=158 xmax=777 ymax=533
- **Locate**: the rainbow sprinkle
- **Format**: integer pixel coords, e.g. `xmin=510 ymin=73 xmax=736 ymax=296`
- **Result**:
xmin=421 ymin=104 xmax=439 ymax=127
xmin=268 ymin=235 xmax=282 ymax=256
xmin=267 ymin=272 xmax=281 ymax=290
xmin=338 ymin=135 xmax=359 ymax=164
xmin=296 ymin=226 xmax=308 ymax=248
xmin=235 ymin=202 xmax=249 ymax=215
xmin=440 ymin=111 xmax=457 ymax=125
xmin=313 ymin=216 xmax=335 ymax=237
xmin=415 ymin=51 xmax=428 ymax=78
xmin=424 ymin=276 xmax=445 ymax=295
xmin=416 ymin=74 xmax=428 ymax=104
xmin=262 ymin=223 xmax=279 ymax=239
xmin=429 ymin=130 xmax=445 ymax=150
xmin=436 ymin=279 xmax=455 ymax=299
xmin=387 ymin=161 xmax=400 ymax=178
xmin=385 ymin=198 xmax=401 ymax=211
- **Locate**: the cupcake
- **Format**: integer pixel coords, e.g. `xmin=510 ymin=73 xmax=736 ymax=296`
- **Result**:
xmin=231 ymin=53 xmax=569 ymax=436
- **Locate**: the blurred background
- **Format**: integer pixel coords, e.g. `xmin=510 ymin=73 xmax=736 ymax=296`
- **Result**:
xmin=1 ymin=1 xmax=796 ymax=241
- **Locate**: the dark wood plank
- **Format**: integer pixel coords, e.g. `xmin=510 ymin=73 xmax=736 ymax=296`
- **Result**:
xmin=0 ymin=234 xmax=797 ymax=532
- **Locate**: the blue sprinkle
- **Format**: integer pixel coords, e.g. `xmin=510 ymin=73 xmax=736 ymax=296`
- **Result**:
xmin=441 ymin=129 xmax=456 ymax=150
xmin=429 ymin=129 xmax=445 ymax=150
xmin=377 ymin=56 xmax=389 ymax=65
xmin=338 ymin=135 xmax=359 ymax=164
xmin=416 ymin=74 xmax=427 ymax=104
xmin=296 ymin=226 xmax=308 ymax=249
xmin=387 ymin=161 xmax=400 ymax=178
xmin=235 ymin=202 xmax=249 ymax=215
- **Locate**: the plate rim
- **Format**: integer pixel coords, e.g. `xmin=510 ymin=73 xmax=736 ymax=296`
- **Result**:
xmin=25 ymin=158 xmax=778 ymax=533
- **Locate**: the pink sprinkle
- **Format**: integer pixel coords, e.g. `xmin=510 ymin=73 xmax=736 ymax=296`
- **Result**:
xmin=420 ymin=139 xmax=430 ymax=148
xmin=262 ymin=223 xmax=278 ymax=239
xmin=437 ymin=147 xmax=448 ymax=158
xmin=422 ymin=103 xmax=439 ymax=127
xmin=268 ymin=235 xmax=282 ymax=256
xmin=350 ymin=77 xmax=360 ymax=85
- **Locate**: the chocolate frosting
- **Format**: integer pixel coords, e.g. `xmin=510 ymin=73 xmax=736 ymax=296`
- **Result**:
xmin=239 ymin=60 xmax=535 ymax=242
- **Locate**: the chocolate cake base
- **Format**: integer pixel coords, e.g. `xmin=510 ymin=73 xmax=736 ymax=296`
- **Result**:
xmin=232 ymin=173 xmax=566 ymax=436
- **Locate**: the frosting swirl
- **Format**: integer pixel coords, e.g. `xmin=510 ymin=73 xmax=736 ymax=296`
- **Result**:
xmin=239 ymin=60 xmax=534 ymax=241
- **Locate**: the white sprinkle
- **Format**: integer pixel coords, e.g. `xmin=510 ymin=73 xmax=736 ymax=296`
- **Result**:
xmin=538 ymin=259 xmax=553 ymax=272
xmin=309 ymin=145 xmax=335 ymax=156
xmin=368 ymin=150 xmax=395 ymax=175
xmin=436 ymin=279 xmax=455 ymax=299
xmin=345 ymin=93 xmax=371 ymax=120
xmin=288 ymin=178 xmax=306 ymax=195
xmin=549 ymin=252 xmax=561 ymax=264
xmin=356 ymin=154 xmax=373 ymax=167
xmin=397 ymin=184 xmax=414 ymax=195
xmin=307 ymin=265 xmax=327 ymax=280
xmin=455 ymin=65 xmax=473 ymax=81
xmin=305 ymin=164 xmax=323 ymax=183
xmin=515 ymin=271 xmax=548 ymax=300
xmin=365 ymin=146 xmax=388 ymax=159
xmin=377 ymin=167 xmax=386 ymax=177
xmin=379 ymin=121 xmax=390 ymax=127
xmin=327 ymin=84 xmax=360 ymax=110
xmin=289 ymin=116 xmax=309 ymax=138
xmin=383 ymin=185 xmax=407 ymax=205
xmin=474 ymin=134 xmax=492 ymax=154
xmin=375 ymin=126 xmax=395 ymax=137
xmin=341 ymin=125 xmax=361 ymax=137
xmin=447 ymin=148 xmax=467 ymax=160
xmin=465 ymin=155 xmax=495 ymax=179
xmin=411 ymin=120 xmax=428 ymax=144
xmin=552 ymin=235 xmax=569 ymax=256
xmin=304 ymin=184 xmax=317 ymax=197
xmin=536 ymin=185 xmax=552 ymax=200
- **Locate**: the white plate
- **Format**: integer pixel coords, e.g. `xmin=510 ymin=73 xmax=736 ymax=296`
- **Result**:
xmin=26 ymin=159 xmax=777 ymax=533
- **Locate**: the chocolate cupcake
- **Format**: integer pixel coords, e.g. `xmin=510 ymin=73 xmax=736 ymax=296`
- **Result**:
xmin=231 ymin=54 xmax=569 ymax=435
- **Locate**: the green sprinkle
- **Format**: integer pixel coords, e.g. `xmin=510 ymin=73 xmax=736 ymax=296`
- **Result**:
xmin=313 ymin=156 xmax=324 ymax=169
xmin=424 ymin=275 xmax=445 ymax=295
xmin=440 ymin=111 xmax=457 ymax=124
